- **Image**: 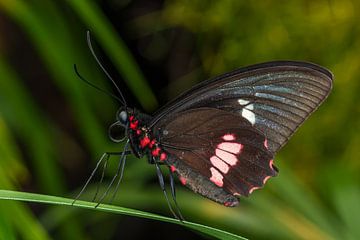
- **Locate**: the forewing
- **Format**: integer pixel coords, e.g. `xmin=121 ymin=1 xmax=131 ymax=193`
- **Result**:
xmin=158 ymin=108 xmax=277 ymax=198
xmin=151 ymin=61 xmax=333 ymax=154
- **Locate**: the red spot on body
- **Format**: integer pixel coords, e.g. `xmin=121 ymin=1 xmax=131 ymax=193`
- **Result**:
xmin=140 ymin=136 xmax=150 ymax=148
xmin=215 ymin=149 xmax=238 ymax=166
xmin=170 ymin=165 xmax=176 ymax=172
xmin=179 ymin=176 xmax=187 ymax=185
xmin=148 ymin=139 xmax=156 ymax=148
xmin=222 ymin=134 xmax=236 ymax=141
xmin=210 ymin=167 xmax=224 ymax=187
xmin=218 ymin=142 xmax=243 ymax=154
xmin=130 ymin=120 xmax=138 ymax=130
xmin=151 ymin=147 xmax=161 ymax=156
xmin=160 ymin=152 xmax=167 ymax=161
xmin=264 ymin=139 xmax=268 ymax=149
xmin=224 ymin=201 xmax=232 ymax=207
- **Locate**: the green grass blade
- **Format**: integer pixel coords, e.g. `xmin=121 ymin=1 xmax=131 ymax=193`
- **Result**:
xmin=0 ymin=190 xmax=246 ymax=240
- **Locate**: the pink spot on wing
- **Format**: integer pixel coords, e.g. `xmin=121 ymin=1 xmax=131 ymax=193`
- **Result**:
xmin=249 ymin=186 xmax=261 ymax=194
xmin=222 ymin=134 xmax=236 ymax=141
xmin=217 ymin=142 xmax=243 ymax=154
xmin=210 ymin=167 xmax=223 ymax=187
xmin=210 ymin=156 xmax=229 ymax=174
xmin=269 ymin=159 xmax=274 ymax=170
xmin=179 ymin=176 xmax=187 ymax=185
xmin=216 ymin=149 xmax=238 ymax=166
xmin=263 ymin=176 xmax=271 ymax=185
xmin=264 ymin=139 xmax=268 ymax=149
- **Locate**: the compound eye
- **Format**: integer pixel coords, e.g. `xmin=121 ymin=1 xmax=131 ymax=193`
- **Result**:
xmin=118 ymin=111 xmax=128 ymax=125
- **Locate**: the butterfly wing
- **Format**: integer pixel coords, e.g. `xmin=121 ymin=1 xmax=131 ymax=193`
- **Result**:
xmin=151 ymin=61 xmax=332 ymax=205
xmin=151 ymin=61 xmax=333 ymax=154
xmin=160 ymin=108 xmax=276 ymax=205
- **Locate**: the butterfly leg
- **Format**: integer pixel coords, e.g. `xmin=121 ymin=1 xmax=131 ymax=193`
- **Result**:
xmin=154 ymin=161 xmax=184 ymax=221
xmin=92 ymin=153 xmax=110 ymax=202
xmin=72 ymin=143 xmax=131 ymax=206
xmin=169 ymin=169 xmax=185 ymax=221
xmin=73 ymin=152 xmax=111 ymax=205
xmin=109 ymin=152 xmax=127 ymax=204
xmin=95 ymin=141 xmax=130 ymax=207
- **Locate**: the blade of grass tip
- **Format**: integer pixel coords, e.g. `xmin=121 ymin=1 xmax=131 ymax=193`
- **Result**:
xmin=0 ymin=190 xmax=247 ymax=240
xmin=66 ymin=0 xmax=158 ymax=111
xmin=0 ymin=164 xmax=50 ymax=239
xmin=0 ymin=191 xmax=51 ymax=240
xmin=0 ymin=34 xmax=87 ymax=240
xmin=0 ymin=118 xmax=54 ymax=240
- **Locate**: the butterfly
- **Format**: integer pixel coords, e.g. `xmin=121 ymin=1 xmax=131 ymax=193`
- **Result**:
xmin=73 ymin=32 xmax=333 ymax=220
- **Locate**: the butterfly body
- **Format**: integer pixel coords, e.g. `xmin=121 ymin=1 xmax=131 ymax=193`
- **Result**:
xmin=127 ymin=110 xmax=168 ymax=163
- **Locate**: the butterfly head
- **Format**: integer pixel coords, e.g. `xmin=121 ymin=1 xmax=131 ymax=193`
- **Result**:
xmin=117 ymin=109 xmax=129 ymax=126
xmin=108 ymin=108 xmax=131 ymax=143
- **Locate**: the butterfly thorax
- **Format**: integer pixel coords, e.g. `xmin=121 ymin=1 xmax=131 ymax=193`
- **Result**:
xmin=127 ymin=112 xmax=168 ymax=164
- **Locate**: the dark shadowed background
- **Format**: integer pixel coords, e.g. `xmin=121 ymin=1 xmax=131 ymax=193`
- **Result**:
xmin=0 ymin=1 xmax=359 ymax=239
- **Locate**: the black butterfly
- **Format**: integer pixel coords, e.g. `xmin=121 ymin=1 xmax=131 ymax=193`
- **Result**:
xmin=74 ymin=32 xmax=333 ymax=220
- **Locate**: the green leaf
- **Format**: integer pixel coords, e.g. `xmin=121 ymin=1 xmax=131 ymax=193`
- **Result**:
xmin=0 ymin=190 xmax=246 ymax=240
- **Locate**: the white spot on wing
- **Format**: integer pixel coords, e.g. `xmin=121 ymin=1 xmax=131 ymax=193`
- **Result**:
xmin=245 ymin=103 xmax=254 ymax=110
xmin=242 ymin=106 xmax=256 ymax=125
xmin=238 ymin=99 xmax=249 ymax=105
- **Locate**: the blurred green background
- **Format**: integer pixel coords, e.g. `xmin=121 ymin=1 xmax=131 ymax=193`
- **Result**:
xmin=0 ymin=0 xmax=359 ymax=239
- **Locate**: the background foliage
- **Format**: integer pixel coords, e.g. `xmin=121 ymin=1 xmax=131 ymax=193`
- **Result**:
xmin=0 ymin=0 xmax=359 ymax=239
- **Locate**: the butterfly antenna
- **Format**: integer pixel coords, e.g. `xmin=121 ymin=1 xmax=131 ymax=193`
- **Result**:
xmin=74 ymin=64 xmax=125 ymax=105
xmin=86 ymin=30 xmax=127 ymax=108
